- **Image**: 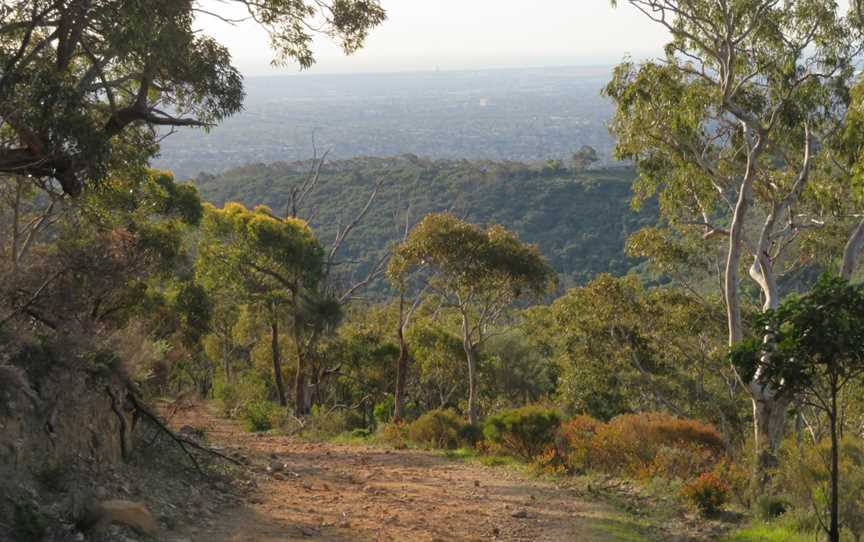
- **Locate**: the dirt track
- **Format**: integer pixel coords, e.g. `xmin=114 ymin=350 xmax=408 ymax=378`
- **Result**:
xmin=168 ymin=404 xmax=651 ymax=542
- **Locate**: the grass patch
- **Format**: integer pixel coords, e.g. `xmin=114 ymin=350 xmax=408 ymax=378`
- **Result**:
xmin=719 ymin=523 xmax=811 ymax=542
xmin=329 ymin=431 xmax=375 ymax=446
xmin=589 ymin=515 xmax=656 ymax=542
xmin=441 ymin=446 xmax=524 ymax=469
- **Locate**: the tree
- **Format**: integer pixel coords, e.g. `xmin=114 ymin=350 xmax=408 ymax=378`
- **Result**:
xmin=607 ymin=0 xmax=864 ymax=491
xmin=732 ymin=276 xmax=864 ymax=542
xmin=571 ymin=145 xmax=599 ymax=172
xmin=389 ymin=213 xmax=555 ymax=424
xmin=197 ymin=202 xmax=324 ymax=409
xmin=0 ymin=0 xmax=386 ymax=197
xmin=1 ymin=169 xmax=203 ymax=334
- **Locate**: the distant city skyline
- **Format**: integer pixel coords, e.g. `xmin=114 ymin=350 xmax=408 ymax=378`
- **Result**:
xmin=196 ymin=1 xmax=672 ymax=76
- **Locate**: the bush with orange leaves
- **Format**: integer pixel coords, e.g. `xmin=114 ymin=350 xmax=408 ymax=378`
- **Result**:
xmin=551 ymin=412 xmax=727 ymax=481
xmin=680 ymin=472 xmax=730 ymax=515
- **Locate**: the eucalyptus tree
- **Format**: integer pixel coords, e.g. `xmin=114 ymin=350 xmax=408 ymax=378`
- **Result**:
xmin=0 ymin=0 xmax=386 ymax=197
xmin=607 ymin=0 xmax=864 ymax=490
xmin=732 ymin=276 xmax=864 ymax=542
xmin=1 ymin=169 xmax=204 ymax=334
xmin=197 ymin=202 xmax=324 ymax=409
xmin=389 ymin=213 xmax=555 ymax=424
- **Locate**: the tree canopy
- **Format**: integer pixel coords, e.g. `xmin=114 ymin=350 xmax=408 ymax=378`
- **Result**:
xmin=389 ymin=212 xmax=556 ymax=424
xmin=0 ymin=0 xmax=386 ymax=196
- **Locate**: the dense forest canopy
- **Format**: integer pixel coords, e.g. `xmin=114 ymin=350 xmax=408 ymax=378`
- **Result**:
xmin=193 ymin=156 xmax=656 ymax=292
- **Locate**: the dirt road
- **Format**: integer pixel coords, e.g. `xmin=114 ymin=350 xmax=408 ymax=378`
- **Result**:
xmin=168 ymin=405 xmax=654 ymax=542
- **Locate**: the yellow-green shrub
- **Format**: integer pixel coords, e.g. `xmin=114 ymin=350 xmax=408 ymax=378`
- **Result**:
xmin=408 ymin=409 xmax=464 ymax=449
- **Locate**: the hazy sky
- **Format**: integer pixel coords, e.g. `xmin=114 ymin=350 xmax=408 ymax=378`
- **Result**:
xmin=197 ymin=1 xmax=672 ymax=76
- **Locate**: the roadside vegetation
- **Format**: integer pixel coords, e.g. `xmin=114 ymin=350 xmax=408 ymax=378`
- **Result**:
xmin=4 ymin=1 xmax=864 ymax=541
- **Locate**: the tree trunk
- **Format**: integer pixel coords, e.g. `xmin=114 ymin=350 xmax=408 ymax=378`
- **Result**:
xmin=11 ymin=178 xmax=21 ymax=274
xmin=460 ymin=311 xmax=479 ymax=425
xmin=829 ymin=381 xmax=840 ymax=542
xmin=393 ymin=325 xmax=409 ymax=423
xmin=842 ymin=217 xmax=864 ymax=280
xmin=293 ymin=319 xmax=307 ymax=416
xmin=270 ymin=315 xmax=287 ymax=407
xmin=750 ymin=387 xmax=791 ymax=495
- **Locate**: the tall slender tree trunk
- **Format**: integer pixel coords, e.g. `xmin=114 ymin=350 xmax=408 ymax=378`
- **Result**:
xmin=393 ymin=324 xmax=409 ymax=423
xmin=829 ymin=379 xmax=840 ymax=542
xmin=293 ymin=314 xmax=308 ymax=416
xmin=725 ymin=132 xmax=792 ymax=496
xmin=270 ymin=312 xmax=287 ymax=407
xmin=750 ymin=389 xmax=792 ymax=494
xmin=11 ymin=178 xmax=21 ymax=274
xmin=460 ymin=311 xmax=479 ymax=425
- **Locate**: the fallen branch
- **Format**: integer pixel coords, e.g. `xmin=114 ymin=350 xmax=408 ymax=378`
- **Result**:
xmin=126 ymin=391 xmax=244 ymax=473
xmin=126 ymin=392 xmax=203 ymax=475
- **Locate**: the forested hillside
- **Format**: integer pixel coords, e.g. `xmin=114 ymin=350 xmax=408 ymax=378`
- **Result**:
xmin=192 ymin=157 xmax=655 ymax=290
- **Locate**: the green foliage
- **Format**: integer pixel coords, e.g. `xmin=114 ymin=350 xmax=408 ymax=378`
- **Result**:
xmin=777 ymin=436 xmax=864 ymax=541
xmin=755 ymin=496 xmax=792 ymax=521
xmin=407 ymin=409 xmax=465 ymax=449
xmin=194 ymin=158 xmax=654 ymax=290
xmin=537 ymin=274 xmax=741 ymax=434
xmin=198 ymin=202 xmax=324 ymax=299
xmin=482 ymin=330 xmax=558 ymax=408
xmin=373 ymin=396 xmax=395 ymax=424
xmin=240 ymin=400 xmax=284 ymax=432
xmin=457 ymin=424 xmax=484 ymax=448
xmin=213 ymin=371 xmax=271 ymax=418
xmin=308 ymin=405 xmax=363 ymax=438
xmin=680 ymin=472 xmax=730 ymax=516
xmin=483 ymin=405 xmax=561 ymax=460
xmin=719 ymin=523 xmax=812 ymax=542
xmin=0 ymin=1 xmax=385 ymax=196
xmin=391 ymin=212 xmax=555 ymax=423
xmin=731 ymin=275 xmax=864 ymax=398
xmin=389 ymin=212 xmax=556 ymax=299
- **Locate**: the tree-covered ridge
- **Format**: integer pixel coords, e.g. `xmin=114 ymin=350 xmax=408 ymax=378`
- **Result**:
xmin=192 ymin=156 xmax=656 ymax=290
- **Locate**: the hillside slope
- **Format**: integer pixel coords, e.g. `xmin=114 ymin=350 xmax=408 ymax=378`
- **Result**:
xmin=192 ymin=156 xmax=655 ymax=290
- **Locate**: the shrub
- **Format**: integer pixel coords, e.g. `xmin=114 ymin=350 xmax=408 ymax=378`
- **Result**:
xmin=308 ymin=405 xmax=350 ymax=437
xmin=483 ymin=405 xmax=561 ymax=460
xmin=457 ymin=423 xmax=484 ymax=448
xmin=408 ymin=409 xmax=464 ymax=449
xmin=680 ymin=472 xmax=729 ymax=516
xmin=373 ymin=396 xmax=395 ymax=424
xmin=240 ymin=400 xmax=281 ymax=432
xmin=532 ymin=445 xmax=569 ymax=475
xmin=590 ymin=412 xmax=725 ymax=479
xmin=557 ymin=414 xmax=601 ymax=472
xmin=376 ymin=422 xmax=409 ymax=449
xmin=777 ymin=436 xmax=864 ymax=541
xmin=710 ymin=457 xmax=750 ymax=508
xmin=214 ymin=372 xmax=269 ymax=418
xmin=756 ymin=495 xmax=792 ymax=521
xmin=350 ymin=428 xmax=371 ymax=439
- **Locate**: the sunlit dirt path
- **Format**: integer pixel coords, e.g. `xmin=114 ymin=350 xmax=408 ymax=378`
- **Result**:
xmin=167 ymin=404 xmax=648 ymax=542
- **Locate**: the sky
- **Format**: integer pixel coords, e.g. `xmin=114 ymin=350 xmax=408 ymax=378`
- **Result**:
xmin=196 ymin=1 xmax=672 ymax=76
